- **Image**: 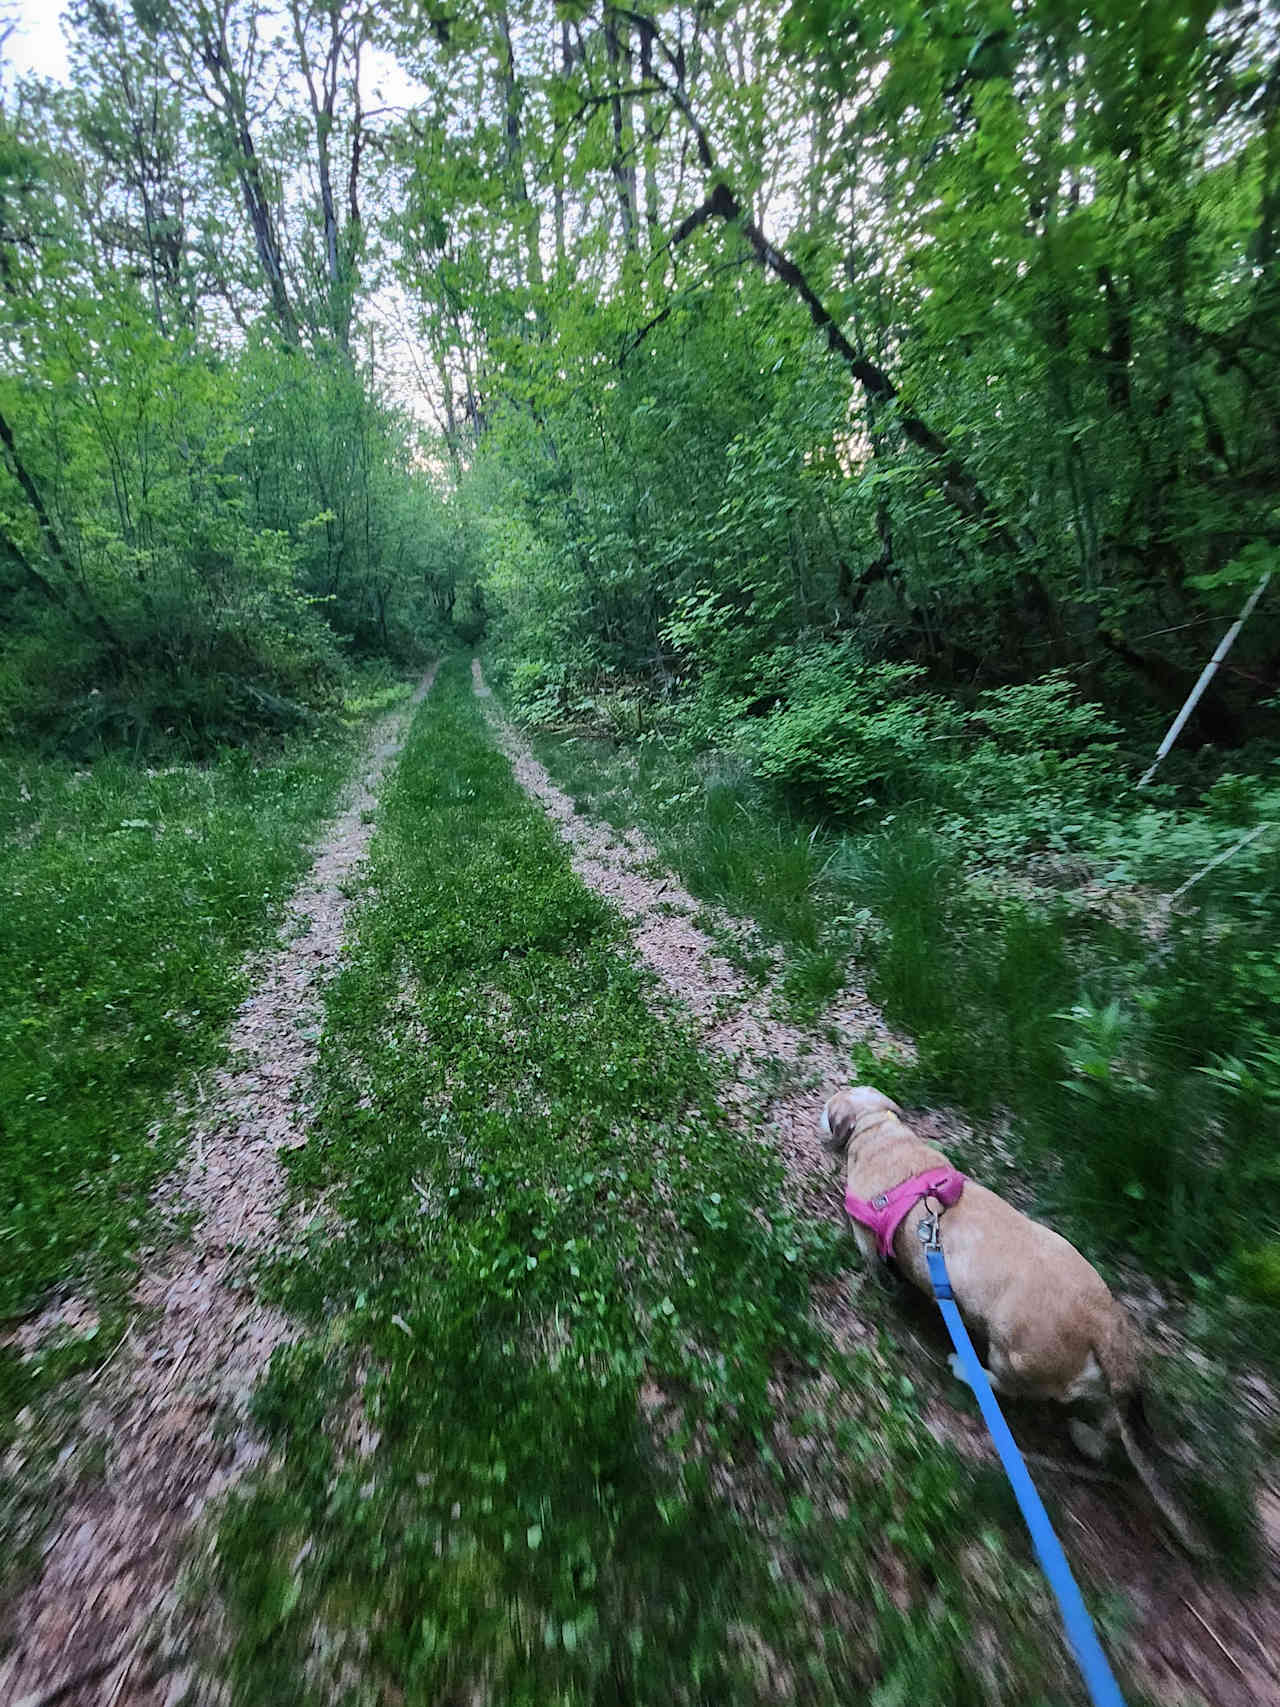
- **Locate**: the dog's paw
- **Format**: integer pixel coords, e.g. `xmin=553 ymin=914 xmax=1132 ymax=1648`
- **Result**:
xmin=948 ymin=1351 xmax=1000 ymax=1393
xmin=1068 ymin=1418 xmax=1109 ymax=1463
xmin=948 ymin=1352 xmax=979 ymax=1389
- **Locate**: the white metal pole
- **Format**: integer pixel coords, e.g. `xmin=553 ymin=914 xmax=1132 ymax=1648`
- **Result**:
xmin=1137 ymin=572 xmax=1271 ymax=788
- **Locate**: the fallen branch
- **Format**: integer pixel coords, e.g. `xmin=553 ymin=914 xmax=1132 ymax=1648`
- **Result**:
xmin=1180 ymin=1597 xmax=1246 ymax=1679
xmin=661 ymin=181 xmax=1023 ymax=553
xmin=1168 ymin=822 xmax=1273 ymax=904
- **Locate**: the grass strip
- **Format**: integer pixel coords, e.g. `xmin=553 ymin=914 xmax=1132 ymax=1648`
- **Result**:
xmin=210 ymin=656 xmax=1079 ymax=1706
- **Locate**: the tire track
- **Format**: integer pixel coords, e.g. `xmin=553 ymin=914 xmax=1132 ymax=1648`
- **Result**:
xmin=0 ymin=670 xmax=435 ymax=1707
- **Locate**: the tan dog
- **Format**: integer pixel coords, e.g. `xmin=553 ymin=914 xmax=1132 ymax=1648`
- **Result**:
xmin=822 ymin=1086 xmax=1197 ymax=1546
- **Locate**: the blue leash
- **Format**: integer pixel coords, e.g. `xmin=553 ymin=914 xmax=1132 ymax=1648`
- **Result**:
xmin=923 ymin=1232 xmax=1127 ymax=1707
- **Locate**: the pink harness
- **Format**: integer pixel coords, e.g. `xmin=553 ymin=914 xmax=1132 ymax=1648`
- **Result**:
xmin=845 ymin=1168 xmax=966 ymax=1261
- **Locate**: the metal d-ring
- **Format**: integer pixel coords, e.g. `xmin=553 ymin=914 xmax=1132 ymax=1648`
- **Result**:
xmin=916 ymin=1192 xmax=946 ymax=1251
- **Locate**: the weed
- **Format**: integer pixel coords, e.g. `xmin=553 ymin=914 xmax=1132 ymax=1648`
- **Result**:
xmin=752 ymin=1054 xmax=816 ymax=1101
xmin=778 ymin=943 xmax=844 ymax=1021
xmin=693 ymin=915 xmax=774 ymax=984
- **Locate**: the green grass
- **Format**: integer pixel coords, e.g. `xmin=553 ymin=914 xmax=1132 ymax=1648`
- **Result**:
xmin=0 ymin=743 xmax=349 ymax=1318
xmin=0 ymin=684 xmax=403 ymax=1583
xmin=207 ymin=657 xmax=1085 ymax=1706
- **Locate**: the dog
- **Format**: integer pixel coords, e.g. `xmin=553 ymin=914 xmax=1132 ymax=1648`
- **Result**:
xmin=821 ymin=1085 xmax=1198 ymax=1547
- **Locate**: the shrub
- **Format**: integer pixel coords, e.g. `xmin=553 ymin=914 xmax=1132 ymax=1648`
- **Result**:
xmin=686 ymin=645 xmax=1117 ymax=826
xmin=739 ymin=649 xmax=957 ymax=810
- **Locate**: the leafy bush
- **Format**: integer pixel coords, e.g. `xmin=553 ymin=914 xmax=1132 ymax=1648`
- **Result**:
xmin=731 ymin=643 xmax=957 ymax=811
xmin=938 ymin=675 xmax=1120 ymax=812
xmin=665 ymin=631 xmax=1120 ymax=827
xmin=0 ymin=243 xmax=448 ymax=754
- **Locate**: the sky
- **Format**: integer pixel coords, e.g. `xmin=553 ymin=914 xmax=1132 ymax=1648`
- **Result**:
xmin=2 ymin=0 xmax=421 ymax=102
xmin=2 ymin=0 xmax=70 ymax=83
xmin=1 ymin=0 xmax=439 ymax=422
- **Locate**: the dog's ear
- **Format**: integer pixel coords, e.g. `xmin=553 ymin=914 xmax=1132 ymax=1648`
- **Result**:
xmin=819 ymin=1094 xmax=854 ymax=1153
xmin=844 ymin=1085 xmax=901 ymax=1120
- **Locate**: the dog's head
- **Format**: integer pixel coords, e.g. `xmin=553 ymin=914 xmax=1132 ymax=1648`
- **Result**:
xmin=819 ymin=1086 xmax=902 ymax=1155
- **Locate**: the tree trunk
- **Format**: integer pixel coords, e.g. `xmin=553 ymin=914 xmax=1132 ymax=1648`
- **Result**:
xmin=191 ymin=2 xmax=299 ymax=342
xmin=289 ymin=0 xmax=361 ymax=352
xmin=495 ymin=5 xmax=544 ymax=292
xmin=637 ymin=18 xmax=660 ymax=239
xmin=604 ymin=6 xmax=639 ymax=254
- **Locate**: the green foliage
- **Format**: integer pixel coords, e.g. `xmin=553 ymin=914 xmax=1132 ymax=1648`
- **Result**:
xmin=0 ymin=97 xmax=458 ymax=755
xmin=527 ymin=729 xmax=838 ymax=989
xmin=761 ymin=783 xmax=1280 ymax=1306
xmin=721 ymin=644 xmax=956 ymax=812
xmin=1189 ymin=542 xmax=1280 ymax=600
xmin=0 ymin=301 xmax=449 ymax=750
xmin=473 ymin=277 xmax=870 ymax=717
xmin=455 ymin=0 xmax=1278 ymax=760
xmin=553 ymin=628 xmax=1121 ymax=835
xmin=3 ymin=0 xmax=1277 ymax=1668
xmin=526 ymin=706 xmax=1276 ymax=1573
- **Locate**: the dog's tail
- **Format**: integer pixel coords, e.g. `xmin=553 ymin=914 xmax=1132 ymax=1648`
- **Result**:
xmin=1097 ymin=1312 xmax=1204 ymax=1555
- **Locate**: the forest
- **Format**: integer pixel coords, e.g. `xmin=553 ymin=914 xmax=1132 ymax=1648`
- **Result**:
xmin=2 ymin=0 xmax=1278 ymax=1703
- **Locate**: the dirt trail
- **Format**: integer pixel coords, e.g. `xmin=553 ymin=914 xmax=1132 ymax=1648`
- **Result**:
xmin=474 ymin=660 xmax=1278 ymax=1707
xmin=0 ymin=671 xmax=434 ymax=1707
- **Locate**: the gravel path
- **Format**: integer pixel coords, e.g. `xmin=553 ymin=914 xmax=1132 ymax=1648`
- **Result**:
xmin=0 ymin=671 xmax=434 ymax=1707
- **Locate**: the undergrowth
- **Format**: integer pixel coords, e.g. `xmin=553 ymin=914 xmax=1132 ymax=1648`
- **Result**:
xmin=525 ymin=719 xmax=1280 ymax=1315
xmin=0 ymin=674 xmax=406 ymax=1588
xmin=521 ymin=694 xmax=1279 ymax=1571
xmin=209 ymin=656 xmax=1088 ymax=1705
